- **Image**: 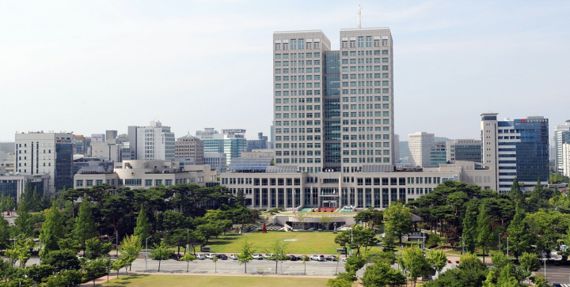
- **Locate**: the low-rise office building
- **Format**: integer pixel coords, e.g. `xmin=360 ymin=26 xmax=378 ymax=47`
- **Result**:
xmin=220 ymin=161 xmax=493 ymax=210
xmin=74 ymin=160 xmax=217 ymax=189
xmin=0 ymin=173 xmax=50 ymax=203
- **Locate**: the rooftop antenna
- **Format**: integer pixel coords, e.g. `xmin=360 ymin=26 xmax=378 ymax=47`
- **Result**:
xmin=357 ymin=3 xmax=362 ymax=29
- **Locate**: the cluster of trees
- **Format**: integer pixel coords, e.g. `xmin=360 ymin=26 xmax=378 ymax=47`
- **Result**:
xmin=0 ymin=184 xmax=258 ymax=286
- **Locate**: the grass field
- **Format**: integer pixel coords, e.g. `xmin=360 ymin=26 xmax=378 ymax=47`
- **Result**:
xmin=208 ymin=232 xmax=339 ymax=254
xmin=103 ymin=274 xmax=329 ymax=287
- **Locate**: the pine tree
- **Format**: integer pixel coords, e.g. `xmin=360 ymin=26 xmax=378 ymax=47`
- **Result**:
xmin=508 ymin=180 xmax=524 ymax=206
xmin=73 ymin=198 xmax=97 ymax=250
xmin=14 ymin=198 xmax=33 ymax=237
xmin=507 ymin=204 xmax=528 ymax=260
xmin=134 ymin=205 xmax=150 ymax=244
xmin=462 ymin=200 xmax=478 ymax=253
xmin=476 ymin=202 xmax=494 ymax=263
xmin=40 ymin=202 xmax=64 ymax=257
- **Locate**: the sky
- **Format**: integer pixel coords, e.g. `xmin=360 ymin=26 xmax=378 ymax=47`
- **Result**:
xmin=0 ymin=0 xmax=569 ymax=142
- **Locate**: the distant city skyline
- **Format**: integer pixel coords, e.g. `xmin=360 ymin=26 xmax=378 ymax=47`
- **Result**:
xmin=1 ymin=0 xmax=569 ymax=142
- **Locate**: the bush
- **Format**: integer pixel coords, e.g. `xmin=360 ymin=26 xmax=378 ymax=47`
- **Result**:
xmin=45 ymin=270 xmax=82 ymax=287
xmin=426 ymin=233 xmax=443 ymax=248
xmin=42 ymin=249 xmax=81 ymax=272
xmin=345 ymin=255 xmax=366 ymax=273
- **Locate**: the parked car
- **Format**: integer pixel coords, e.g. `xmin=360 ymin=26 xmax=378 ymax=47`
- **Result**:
xmin=196 ymin=254 xmax=206 ymax=260
xmin=229 ymin=254 xmax=238 ymax=260
xmin=252 ymin=254 xmax=264 ymax=260
xmin=325 ymin=255 xmax=337 ymax=261
xmin=205 ymin=253 xmax=215 ymax=260
xmin=310 ymin=255 xmax=325 ymax=261
xmin=288 ymin=255 xmax=300 ymax=261
xmin=262 ymin=253 xmax=273 ymax=260
xmin=216 ymin=254 xmax=228 ymax=260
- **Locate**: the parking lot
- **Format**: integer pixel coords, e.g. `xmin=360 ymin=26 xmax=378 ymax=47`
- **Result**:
xmin=131 ymin=253 xmax=345 ymax=276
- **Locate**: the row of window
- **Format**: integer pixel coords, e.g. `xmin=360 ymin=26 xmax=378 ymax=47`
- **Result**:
xmin=274 ymin=52 xmax=321 ymax=59
xmin=341 ymin=37 xmax=389 ymax=48
xmin=75 ymin=178 xmax=194 ymax=187
xmin=274 ymin=40 xmax=321 ymax=51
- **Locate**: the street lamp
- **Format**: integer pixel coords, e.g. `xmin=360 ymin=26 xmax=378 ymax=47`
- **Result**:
xmin=145 ymin=236 xmax=152 ymax=272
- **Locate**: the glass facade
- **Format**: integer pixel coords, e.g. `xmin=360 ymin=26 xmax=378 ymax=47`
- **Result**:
xmin=513 ymin=118 xmax=549 ymax=182
xmin=55 ymin=143 xmax=73 ymax=191
xmin=324 ymin=51 xmax=341 ymax=171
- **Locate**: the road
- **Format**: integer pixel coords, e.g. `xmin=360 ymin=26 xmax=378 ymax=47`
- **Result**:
xmin=538 ymin=265 xmax=570 ymax=285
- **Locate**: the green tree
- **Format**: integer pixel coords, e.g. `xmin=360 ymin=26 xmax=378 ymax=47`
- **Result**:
xmin=506 ymin=205 xmax=528 ymax=260
xmin=476 ymin=202 xmax=494 ymax=263
xmin=362 ymin=261 xmax=406 ymax=287
xmin=383 ymin=202 xmax=413 ymax=246
xmin=508 ymin=180 xmax=523 ymax=206
xmin=150 ymin=241 xmax=171 ymax=272
xmin=40 ymin=202 xmax=64 ymax=257
xmin=85 ymin=238 xmax=112 ymax=260
xmin=237 ymin=240 xmax=254 ymax=273
xmin=5 ymin=237 xmax=34 ymax=267
xmin=524 ymin=210 xmax=570 ymax=255
xmin=355 ymin=208 xmax=383 ymax=229
xmin=269 ymin=240 xmax=287 ymax=274
xmin=14 ymin=200 xmax=33 ymax=238
xmin=426 ymin=249 xmax=447 ymax=276
xmin=398 ymin=246 xmax=432 ymax=287
xmin=181 ymin=252 xmax=196 ymax=273
xmin=133 ymin=205 xmax=150 ymax=244
xmin=462 ymin=200 xmax=478 ymax=253
xmin=42 ymin=249 xmax=81 ymax=272
xmin=425 ymin=253 xmax=487 ymax=287
xmin=0 ymin=217 xmax=9 ymax=249
xmin=82 ymin=257 xmax=110 ymax=286
xmin=518 ymin=252 xmax=540 ymax=278
xmin=44 ymin=270 xmax=82 ymax=287
xmin=118 ymin=235 xmax=141 ymax=271
xmin=73 ymin=198 xmax=97 ymax=251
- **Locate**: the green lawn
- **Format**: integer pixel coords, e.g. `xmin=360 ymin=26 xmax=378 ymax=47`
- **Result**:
xmin=208 ymin=232 xmax=339 ymax=254
xmin=103 ymin=274 xmax=329 ymax=287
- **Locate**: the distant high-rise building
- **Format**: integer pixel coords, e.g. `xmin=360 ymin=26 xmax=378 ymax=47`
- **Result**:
xmin=128 ymin=121 xmax=175 ymax=161
xmin=408 ymin=132 xmax=434 ymax=168
xmin=481 ymin=113 xmax=549 ymax=193
xmin=15 ymin=132 xmax=74 ymax=192
xmin=90 ymin=130 xmax=122 ymax=162
xmin=247 ymin=132 xmax=269 ymax=151
xmin=204 ymin=152 xmax=227 ymax=172
xmin=446 ymin=139 xmax=482 ymax=163
xmin=563 ymin=143 xmax=570 ymax=177
xmin=273 ymin=28 xmax=394 ymax=173
xmin=554 ymin=120 xmax=570 ymax=173
xmin=430 ymin=142 xmax=447 ymax=167
xmin=196 ymin=128 xmax=247 ymax=167
xmin=175 ymin=135 xmax=204 ymax=165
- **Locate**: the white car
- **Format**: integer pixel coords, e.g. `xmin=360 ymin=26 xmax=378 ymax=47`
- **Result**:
xmin=252 ymin=253 xmax=264 ymax=260
xmin=205 ymin=253 xmax=215 ymax=259
xmin=196 ymin=254 xmax=206 ymax=260
xmin=263 ymin=253 xmax=273 ymax=260
xmin=310 ymin=255 xmax=325 ymax=261
xmin=229 ymin=254 xmax=238 ymax=260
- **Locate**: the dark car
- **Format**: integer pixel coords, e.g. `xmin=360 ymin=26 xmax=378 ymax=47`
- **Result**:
xmin=325 ymin=255 xmax=338 ymax=261
xmin=288 ymin=255 xmax=299 ymax=261
xmin=216 ymin=254 xmax=228 ymax=260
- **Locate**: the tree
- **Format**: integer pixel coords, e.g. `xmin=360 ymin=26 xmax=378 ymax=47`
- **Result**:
xmin=85 ymin=238 xmax=112 ymax=260
xmin=40 ymin=202 xmax=64 ymax=257
xmin=519 ymin=252 xmax=539 ymax=278
xmin=508 ymin=180 xmax=524 ymax=206
xmin=524 ymin=210 xmax=570 ymax=255
xmin=14 ymin=199 xmax=33 ymax=238
xmin=270 ymin=240 xmax=287 ymax=274
xmin=73 ymin=198 xmax=97 ymax=251
xmin=5 ymin=237 xmax=34 ymax=267
xmin=426 ymin=249 xmax=447 ymax=276
xmin=335 ymin=225 xmax=379 ymax=256
xmin=0 ymin=217 xmax=9 ymax=249
xmin=398 ymin=246 xmax=432 ymax=287
xmin=476 ymin=202 xmax=494 ymax=263
xmin=355 ymin=208 xmax=383 ymax=229
xmin=425 ymin=253 xmax=487 ymax=287
xmin=506 ymin=205 xmax=528 ymax=260
xmin=362 ymin=261 xmax=406 ymax=287
xmin=462 ymin=200 xmax=478 ymax=253
xmin=118 ymin=235 xmax=141 ymax=271
xmin=42 ymin=249 xmax=81 ymax=272
xmin=181 ymin=252 xmax=196 ymax=273
xmin=83 ymin=258 xmax=110 ymax=286
xmin=134 ymin=205 xmax=150 ymax=244
xmin=45 ymin=270 xmax=82 ymax=287
xmin=237 ymin=240 xmax=254 ymax=273
xmin=383 ymin=202 xmax=412 ymax=246
xmin=150 ymin=241 xmax=171 ymax=272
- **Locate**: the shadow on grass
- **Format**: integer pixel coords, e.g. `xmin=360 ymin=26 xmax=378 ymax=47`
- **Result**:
xmin=101 ymin=274 xmax=150 ymax=287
